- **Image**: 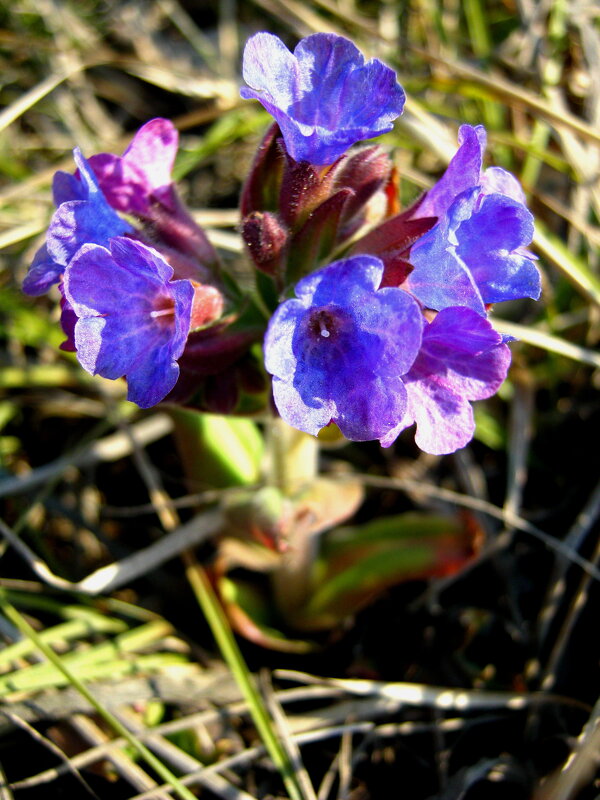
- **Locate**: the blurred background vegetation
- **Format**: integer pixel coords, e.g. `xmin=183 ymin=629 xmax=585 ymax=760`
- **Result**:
xmin=0 ymin=1 xmax=599 ymax=798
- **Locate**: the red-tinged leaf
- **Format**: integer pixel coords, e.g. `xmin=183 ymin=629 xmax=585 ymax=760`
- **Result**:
xmin=287 ymin=512 xmax=479 ymax=631
xmin=221 ymin=486 xmax=289 ymax=553
xmin=240 ymin=123 xmax=285 ymax=215
xmin=379 ymin=258 xmax=414 ymax=287
xmin=352 ymin=211 xmax=437 ymax=257
xmin=218 ymin=576 xmax=317 ymax=653
xmin=351 ymin=212 xmax=437 ymax=286
xmin=289 ymin=476 xmax=365 ymax=539
xmin=271 ymin=476 xmax=365 ymax=617
xmin=286 ymin=188 xmax=354 ymax=282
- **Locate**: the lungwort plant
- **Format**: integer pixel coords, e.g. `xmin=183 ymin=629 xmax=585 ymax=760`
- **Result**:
xmin=22 ymin=31 xmax=541 ymax=646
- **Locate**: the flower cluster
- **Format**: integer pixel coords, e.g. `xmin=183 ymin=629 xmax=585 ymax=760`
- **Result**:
xmin=23 ymin=120 xmax=229 ymax=408
xmin=24 ymin=31 xmax=541 ymax=453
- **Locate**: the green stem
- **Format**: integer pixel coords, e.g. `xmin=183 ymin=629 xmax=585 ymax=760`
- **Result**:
xmin=266 ymin=415 xmax=319 ymax=495
xmin=0 ymin=592 xmax=198 ymax=800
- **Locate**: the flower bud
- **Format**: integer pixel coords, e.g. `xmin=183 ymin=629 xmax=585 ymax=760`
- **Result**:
xmin=242 ymin=211 xmax=288 ymax=278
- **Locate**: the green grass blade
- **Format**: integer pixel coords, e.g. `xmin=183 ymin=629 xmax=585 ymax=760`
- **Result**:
xmin=534 ymin=225 xmax=600 ymax=304
xmin=492 ymin=319 xmax=600 ymax=368
xmin=0 ymin=614 xmax=127 ymax=669
xmin=185 ymin=559 xmax=306 ymax=800
xmin=0 ymin=594 xmax=199 ymax=800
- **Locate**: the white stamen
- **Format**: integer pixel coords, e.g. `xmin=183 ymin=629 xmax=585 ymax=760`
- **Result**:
xmin=320 ymin=324 xmax=330 ymax=338
xmin=150 ymin=308 xmax=174 ymax=319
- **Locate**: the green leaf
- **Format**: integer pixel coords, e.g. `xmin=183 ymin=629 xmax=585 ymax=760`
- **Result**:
xmin=219 ymin=576 xmax=316 ymax=653
xmin=169 ymin=408 xmax=264 ymax=488
xmin=473 ymin=405 xmax=506 ymax=449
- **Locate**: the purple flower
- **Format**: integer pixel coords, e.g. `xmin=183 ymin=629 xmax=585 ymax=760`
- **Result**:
xmin=23 ymin=149 xmax=131 ymax=296
xmin=241 ymin=32 xmax=405 ymax=166
xmin=85 ymin=118 xmax=179 ymax=216
xmin=406 ymin=125 xmax=540 ymax=313
xmin=380 ymin=307 xmax=511 ymax=454
xmin=264 ymin=255 xmax=423 ymax=441
xmin=63 ymin=237 xmax=193 ymax=408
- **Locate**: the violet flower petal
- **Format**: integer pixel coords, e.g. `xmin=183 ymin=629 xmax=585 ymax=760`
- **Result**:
xmin=122 ymin=118 xmax=178 ymax=188
xmin=456 ymin=194 xmax=541 ymax=303
xmin=381 ymin=307 xmax=511 ymax=454
xmin=23 ymin=149 xmax=131 ymax=296
xmin=53 ymin=170 xmax=87 ymax=205
xmin=87 ymin=119 xmax=179 ymax=216
xmin=86 ymin=153 xmax=150 ymax=215
xmin=416 ymin=124 xmax=486 ymax=219
xmin=405 ymin=191 xmax=486 ymax=314
xmin=22 ymin=244 xmax=60 ymax=297
xmin=241 ymin=32 xmax=405 ymax=165
xmin=481 ymin=166 xmax=526 ymax=204
xmin=64 ymin=237 xmax=193 ymax=408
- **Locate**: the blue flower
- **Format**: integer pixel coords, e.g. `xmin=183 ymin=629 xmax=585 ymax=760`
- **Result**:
xmin=241 ymin=32 xmax=405 ymax=165
xmin=63 ymin=237 xmax=193 ymax=408
xmin=23 ymin=149 xmax=131 ymax=296
xmin=406 ymin=125 xmax=541 ymax=313
xmin=264 ymin=255 xmax=423 ymax=441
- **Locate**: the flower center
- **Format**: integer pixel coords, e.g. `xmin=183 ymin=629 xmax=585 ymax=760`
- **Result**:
xmin=307 ymin=308 xmax=341 ymax=340
xmin=150 ymin=294 xmax=176 ymax=327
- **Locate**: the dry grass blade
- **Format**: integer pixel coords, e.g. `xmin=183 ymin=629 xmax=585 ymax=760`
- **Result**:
xmin=533 ymin=694 xmax=600 ymax=800
xmin=504 ymin=372 xmax=535 ymax=523
xmin=276 ymin=670 xmax=532 ymax=711
xmin=0 ymin=762 xmax=14 ymax=800
xmin=0 ymin=65 xmax=86 ymax=133
xmin=490 ymin=320 xmax=600 ymax=369
xmin=116 ymin=706 xmax=259 ymax=800
xmin=260 ymin=671 xmax=318 ymax=800
xmin=410 ymin=46 xmax=600 ymax=146
xmin=5 ymin=685 xmax=341 ymax=790
xmin=1 ymin=710 xmax=98 ymax=799
xmin=532 ymin=480 xmax=600 ymax=690
xmin=70 ymin=713 xmax=172 ymax=800
xmin=0 ymin=413 xmax=173 ymax=499
xmin=0 ymin=510 xmax=223 ymax=595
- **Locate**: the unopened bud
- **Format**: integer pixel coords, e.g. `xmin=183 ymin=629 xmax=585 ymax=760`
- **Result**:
xmin=190 ymin=283 xmax=225 ymax=330
xmin=242 ymin=211 xmax=288 ymax=277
